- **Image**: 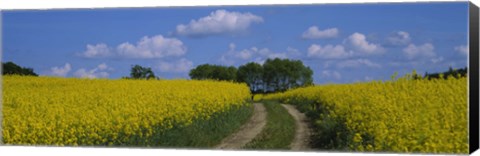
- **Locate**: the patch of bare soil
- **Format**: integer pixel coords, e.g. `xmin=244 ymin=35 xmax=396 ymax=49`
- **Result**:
xmin=215 ymin=103 xmax=267 ymax=150
xmin=281 ymin=104 xmax=311 ymax=151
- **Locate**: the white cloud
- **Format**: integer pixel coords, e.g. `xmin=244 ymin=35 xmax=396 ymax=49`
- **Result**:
xmin=454 ymin=45 xmax=468 ymax=56
xmin=388 ymin=43 xmax=442 ymax=67
xmin=321 ymin=70 xmax=341 ymax=80
xmin=307 ymin=32 xmax=384 ymax=60
xmin=157 ymin=58 xmax=194 ymax=73
xmin=322 ymin=60 xmax=335 ymax=68
xmin=97 ymin=63 xmax=108 ymax=70
xmin=220 ymin=43 xmax=289 ymax=65
xmin=50 ymin=63 xmax=72 ymax=77
xmin=74 ymin=69 xmax=109 ymax=79
xmin=237 ymin=48 xmax=255 ymax=60
xmin=73 ymin=63 xmax=111 ymax=79
xmin=346 ymin=32 xmax=384 ymax=54
xmin=229 ymin=43 xmax=236 ymax=51
xmin=80 ymin=44 xmax=112 ymax=58
xmin=116 ymin=35 xmax=187 ymax=59
xmin=430 ymin=56 xmax=444 ymax=64
xmin=79 ymin=35 xmax=187 ymax=59
xmin=336 ymin=59 xmax=381 ymax=69
xmin=387 ymin=31 xmax=411 ymax=46
xmin=175 ymin=9 xmax=263 ymax=37
xmin=307 ymin=44 xmax=351 ymax=59
xmin=266 ymin=52 xmax=288 ymax=59
xmin=403 ymin=43 xmax=435 ymax=60
xmin=219 ymin=55 xmax=235 ymax=66
xmin=301 ymin=26 xmax=339 ymax=39
xmin=286 ymin=47 xmax=301 ymax=56
xmin=388 ymin=61 xmax=421 ymax=67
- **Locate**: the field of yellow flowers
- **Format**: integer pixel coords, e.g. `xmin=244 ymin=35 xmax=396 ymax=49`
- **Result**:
xmin=2 ymin=75 xmax=253 ymax=147
xmin=264 ymin=73 xmax=468 ymax=154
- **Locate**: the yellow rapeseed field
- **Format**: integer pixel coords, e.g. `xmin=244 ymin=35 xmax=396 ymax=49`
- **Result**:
xmin=2 ymin=75 xmax=252 ymax=146
xmin=264 ymin=74 xmax=468 ymax=154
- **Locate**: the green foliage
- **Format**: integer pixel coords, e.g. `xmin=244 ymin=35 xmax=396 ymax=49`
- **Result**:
xmin=264 ymin=71 xmax=468 ymax=153
xmin=189 ymin=64 xmax=237 ymax=81
xmin=237 ymin=62 xmax=263 ymax=93
xmin=424 ymin=67 xmax=467 ymax=80
xmin=130 ymin=104 xmax=253 ymax=148
xmin=262 ymin=58 xmax=313 ymax=92
xmin=129 ymin=65 xmax=157 ymax=80
xmin=243 ymin=101 xmax=295 ymax=149
xmin=2 ymin=61 xmax=38 ymax=76
xmin=189 ymin=59 xmax=314 ymax=93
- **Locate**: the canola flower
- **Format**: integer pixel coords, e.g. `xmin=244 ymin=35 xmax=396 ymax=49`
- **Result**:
xmin=2 ymin=75 xmax=251 ymax=146
xmin=252 ymin=94 xmax=264 ymax=102
xmin=264 ymin=73 xmax=468 ymax=154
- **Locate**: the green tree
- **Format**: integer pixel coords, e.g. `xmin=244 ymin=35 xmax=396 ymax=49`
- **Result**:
xmin=189 ymin=64 xmax=237 ymax=81
xmin=424 ymin=66 xmax=468 ymax=80
xmin=262 ymin=58 xmax=313 ymax=92
xmin=2 ymin=61 xmax=38 ymax=76
xmin=237 ymin=62 xmax=263 ymax=93
xmin=189 ymin=59 xmax=313 ymax=93
xmin=129 ymin=65 xmax=156 ymax=79
xmin=297 ymin=62 xmax=314 ymax=87
xmin=189 ymin=64 xmax=213 ymax=80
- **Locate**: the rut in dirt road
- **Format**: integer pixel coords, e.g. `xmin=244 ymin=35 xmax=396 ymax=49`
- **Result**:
xmin=281 ymin=104 xmax=311 ymax=151
xmin=215 ymin=103 xmax=267 ymax=150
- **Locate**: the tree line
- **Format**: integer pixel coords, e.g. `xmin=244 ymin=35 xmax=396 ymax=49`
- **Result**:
xmin=2 ymin=62 xmax=38 ymax=76
xmin=423 ymin=67 xmax=468 ymax=80
xmin=189 ymin=58 xmax=314 ymax=93
xmin=1 ymin=59 xmax=314 ymax=93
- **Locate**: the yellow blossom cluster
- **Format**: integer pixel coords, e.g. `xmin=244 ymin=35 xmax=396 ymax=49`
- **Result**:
xmin=264 ymin=75 xmax=467 ymax=154
xmin=2 ymin=75 xmax=251 ymax=146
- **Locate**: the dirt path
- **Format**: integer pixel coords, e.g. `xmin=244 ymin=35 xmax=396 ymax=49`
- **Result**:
xmin=281 ymin=104 xmax=311 ymax=151
xmin=215 ymin=103 xmax=267 ymax=150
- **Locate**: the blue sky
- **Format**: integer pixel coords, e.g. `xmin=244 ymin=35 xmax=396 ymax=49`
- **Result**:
xmin=2 ymin=2 xmax=469 ymax=84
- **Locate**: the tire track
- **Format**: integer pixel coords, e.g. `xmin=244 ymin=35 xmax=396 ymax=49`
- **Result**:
xmin=215 ymin=103 xmax=267 ymax=150
xmin=281 ymin=104 xmax=311 ymax=151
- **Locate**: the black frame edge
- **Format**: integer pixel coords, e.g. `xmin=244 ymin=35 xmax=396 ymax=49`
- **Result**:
xmin=469 ymin=1 xmax=480 ymax=154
